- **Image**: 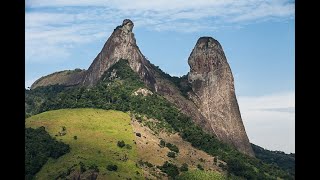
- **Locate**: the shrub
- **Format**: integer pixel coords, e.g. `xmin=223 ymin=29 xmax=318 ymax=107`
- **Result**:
xmin=145 ymin=161 xmax=153 ymax=168
xmin=126 ymin=144 xmax=132 ymax=149
xmin=73 ymin=136 xmax=77 ymax=140
xmin=159 ymin=161 xmax=179 ymax=178
xmin=79 ymin=162 xmax=86 ymax=173
xmin=88 ymin=164 xmax=99 ymax=172
xmin=107 ymin=164 xmax=118 ymax=171
xmin=166 ymin=143 xmax=179 ymax=153
xmin=167 ymin=151 xmax=176 ymax=158
xmin=180 ymin=163 xmax=188 ymax=172
xmin=160 ymin=140 xmax=165 ymax=147
xmin=197 ymin=164 xmax=204 ymax=170
xmin=117 ymin=140 xmax=126 ymax=148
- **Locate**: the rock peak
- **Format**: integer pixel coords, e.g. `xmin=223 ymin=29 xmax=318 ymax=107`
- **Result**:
xmin=196 ymin=36 xmax=222 ymax=49
xmin=188 ymin=37 xmax=255 ymax=156
xmin=122 ymin=19 xmax=134 ymax=32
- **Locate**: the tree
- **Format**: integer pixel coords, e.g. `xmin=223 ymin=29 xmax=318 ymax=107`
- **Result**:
xmin=197 ymin=164 xmax=204 ymax=170
xmin=117 ymin=140 xmax=125 ymax=148
xmin=160 ymin=161 xmax=179 ymax=178
xmin=167 ymin=151 xmax=176 ymax=158
xmin=107 ymin=164 xmax=118 ymax=171
xmin=160 ymin=140 xmax=166 ymax=147
xmin=180 ymin=163 xmax=188 ymax=172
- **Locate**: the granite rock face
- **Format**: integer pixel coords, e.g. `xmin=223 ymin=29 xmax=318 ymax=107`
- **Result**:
xmin=30 ymin=69 xmax=86 ymax=89
xmin=187 ymin=37 xmax=254 ymax=156
xmin=82 ymin=19 xmax=156 ymax=88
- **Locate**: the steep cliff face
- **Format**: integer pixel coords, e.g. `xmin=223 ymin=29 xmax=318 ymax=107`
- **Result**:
xmin=188 ymin=37 xmax=254 ymax=156
xmin=82 ymin=19 xmax=156 ymax=88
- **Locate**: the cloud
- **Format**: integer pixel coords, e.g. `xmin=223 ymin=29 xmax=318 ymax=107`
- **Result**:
xmin=26 ymin=0 xmax=294 ymax=63
xmin=238 ymin=91 xmax=295 ymax=153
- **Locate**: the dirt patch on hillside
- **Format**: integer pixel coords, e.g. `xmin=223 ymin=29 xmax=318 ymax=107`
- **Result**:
xmin=131 ymin=117 xmax=225 ymax=179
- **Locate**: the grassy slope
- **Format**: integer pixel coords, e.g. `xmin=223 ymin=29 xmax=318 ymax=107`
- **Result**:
xmin=25 ymin=108 xmax=142 ymax=180
xmin=177 ymin=170 xmax=226 ymax=180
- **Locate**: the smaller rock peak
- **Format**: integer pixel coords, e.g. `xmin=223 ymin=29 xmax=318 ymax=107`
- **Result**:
xmin=122 ymin=19 xmax=134 ymax=32
xmin=196 ymin=36 xmax=222 ymax=49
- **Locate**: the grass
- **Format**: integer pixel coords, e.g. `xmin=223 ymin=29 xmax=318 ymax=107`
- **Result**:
xmin=25 ymin=108 xmax=142 ymax=180
xmin=177 ymin=169 xmax=226 ymax=180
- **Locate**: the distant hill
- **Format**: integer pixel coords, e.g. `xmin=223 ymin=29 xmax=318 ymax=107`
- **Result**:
xmin=252 ymin=144 xmax=295 ymax=175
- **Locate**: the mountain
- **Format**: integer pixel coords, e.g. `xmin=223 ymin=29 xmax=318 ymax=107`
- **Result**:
xmin=30 ymin=19 xmax=253 ymax=157
xmin=26 ymin=59 xmax=294 ymax=179
xmin=188 ymin=37 xmax=254 ymax=156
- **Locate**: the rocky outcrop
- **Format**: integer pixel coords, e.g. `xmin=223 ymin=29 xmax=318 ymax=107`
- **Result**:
xmin=187 ymin=37 xmax=254 ymax=156
xmin=30 ymin=69 xmax=86 ymax=89
xmin=81 ymin=19 xmax=156 ymax=88
xmin=132 ymin=88 xmax=153 ymax=96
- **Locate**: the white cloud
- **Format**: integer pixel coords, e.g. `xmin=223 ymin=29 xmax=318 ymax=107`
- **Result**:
xmin=25 ymin=0 xmax=294 ymax=63
xmin=238 ymin=91 xmax=295 ymax=153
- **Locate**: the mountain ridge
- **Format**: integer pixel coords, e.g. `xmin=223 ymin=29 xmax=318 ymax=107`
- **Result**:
xmin=30 ymin=19 xmax=254 ymax=156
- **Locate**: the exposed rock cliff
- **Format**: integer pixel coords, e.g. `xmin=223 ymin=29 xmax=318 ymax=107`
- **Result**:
xmin=82 ymin=19 xmax=156 ymax=88
xmin=30 ymin=69 xmax=86 ymax=89
xmin=188 ymin=37 xmax=254 ymax=156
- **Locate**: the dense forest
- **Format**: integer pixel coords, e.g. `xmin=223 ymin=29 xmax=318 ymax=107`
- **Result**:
xmin=25 ymin=59 xmax=294 ymax=179
xmin=252 ymin=144 xmax=295 ymax=176
xmin=25 ymin=127 xmax=70 ymax=180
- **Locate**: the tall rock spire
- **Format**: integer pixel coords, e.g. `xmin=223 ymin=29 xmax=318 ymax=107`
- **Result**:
xmin=188 ymin=37 xmax=254 ymax=156
xmin=82 ymin=19 xmax=155 ymax=87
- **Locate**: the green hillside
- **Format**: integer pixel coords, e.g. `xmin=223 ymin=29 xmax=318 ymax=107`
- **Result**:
xmin=177 ymin=170 xmax=225 ymax=180
xmin=25 ymin=108 xmax=142 ymax=180
xmin=25 ymin=59 xmax=294 ymax=179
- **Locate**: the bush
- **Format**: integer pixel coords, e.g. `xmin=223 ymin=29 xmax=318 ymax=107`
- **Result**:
xmin=167 ymin=151 xmax=176 ymax=158
xmin=180 ymin=163 xmax=188 ymax=172
xmin=126 ymin=144 xmax=132 ymax=149
xmin=107 ymin=164 xmax=118 ymax=171
xmin=89 ymin=164 xmax=99 ymax=172
xmin=73 ymin=136 xmax=77 ymax=140
xmin=117 ymin=140 xmax=126 ymax=148
xmin=138 ymin=160 xmax=153 ymax=168
xmin=160 ymin=139 xmax=165 ymax=147
xmin=197 ymin=164 xmax=204 ymax=170
xmin=159 ymin=161 xmax=179 ymax=178
xmin=79 ymin=162 xmax=86 ymax=173
xmin=145 ymin=161 xmax=153 ymax=168
xmin=166 ymin=143 xmax=179 ymax=153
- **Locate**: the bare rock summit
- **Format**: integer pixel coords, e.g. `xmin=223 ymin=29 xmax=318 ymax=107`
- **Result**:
xmin=188 ymin=37 xmax=254 ymax=156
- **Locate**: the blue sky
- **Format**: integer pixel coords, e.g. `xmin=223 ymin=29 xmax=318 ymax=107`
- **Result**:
xmin=25 ymin=0 xmax=295 ymax=153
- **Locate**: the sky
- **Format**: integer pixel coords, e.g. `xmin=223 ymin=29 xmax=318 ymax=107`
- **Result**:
xmin=25 ymin=0 xmax=295 ymax=153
